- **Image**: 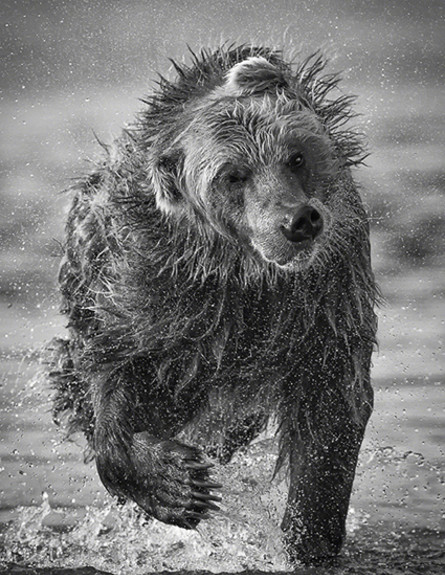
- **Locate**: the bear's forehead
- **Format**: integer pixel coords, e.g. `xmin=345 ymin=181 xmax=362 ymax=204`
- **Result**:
xmin=194 ymin=95 xmax=303 ymax=132
xmin=182 ymin=96 xmax=323 ymax=164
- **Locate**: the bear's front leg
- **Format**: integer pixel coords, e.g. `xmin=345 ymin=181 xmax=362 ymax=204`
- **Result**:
xmin=282 ymin=382 xmax=372 ymax=564
xmin=93 ymin=371 xmax=221 ymax=528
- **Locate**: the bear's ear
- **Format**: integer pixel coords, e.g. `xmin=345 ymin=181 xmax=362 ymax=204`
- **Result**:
xmin=224 ymin=56 xmax=288 ymax=96
xmin=151 ymin=150 xmax=185 ymax=216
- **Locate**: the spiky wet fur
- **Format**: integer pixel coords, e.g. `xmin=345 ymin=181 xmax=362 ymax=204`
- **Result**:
xmin=49 ymin=45 xmax=378 ymax=549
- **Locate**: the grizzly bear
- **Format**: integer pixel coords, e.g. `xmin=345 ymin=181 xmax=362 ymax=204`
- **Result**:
xmin=48 ymin=45 xmax=378 ymax=563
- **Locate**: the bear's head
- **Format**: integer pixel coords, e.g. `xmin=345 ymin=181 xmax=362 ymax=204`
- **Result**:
xmin=149 ymin=54 xmax=344 ymax=270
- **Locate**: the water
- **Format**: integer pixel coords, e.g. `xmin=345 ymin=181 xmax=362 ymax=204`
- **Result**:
xmin=0 ymin=332 xmax=443 ymax=573
xmin=1 ymin=0 xmax=444 ymax=572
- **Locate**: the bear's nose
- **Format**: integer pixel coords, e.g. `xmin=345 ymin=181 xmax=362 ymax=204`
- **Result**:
xmin=280 ymin=205 xmax=323 ymax=243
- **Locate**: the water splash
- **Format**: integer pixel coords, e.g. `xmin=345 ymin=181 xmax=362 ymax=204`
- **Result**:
xmin=0 ymin=439 xmax=290 ymax=572
xmin=3 ymin=438 xmax=442 ymax=573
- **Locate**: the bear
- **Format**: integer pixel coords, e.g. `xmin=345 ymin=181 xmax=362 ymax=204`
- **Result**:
xmin=48 ymin=45 xmax=378 ymax=564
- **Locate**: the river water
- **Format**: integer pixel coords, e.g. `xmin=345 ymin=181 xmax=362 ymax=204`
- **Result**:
xmin=1 ymin=1 xmax=444 ymax=572
xmin=0 ymin=287 xmax=443 ymax=574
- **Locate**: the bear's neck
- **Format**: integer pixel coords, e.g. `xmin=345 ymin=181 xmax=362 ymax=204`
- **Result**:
xmin=139 ymin=211 xmax=377 ymax=355
xmin=104 ymin=188 xmax=377 ymax=381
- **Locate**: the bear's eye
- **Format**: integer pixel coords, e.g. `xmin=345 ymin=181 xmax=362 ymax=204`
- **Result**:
xmin=288 ymin=152 xmax=305 ymax=171
xmin=227 ymin=169 xmax=250 ymax=185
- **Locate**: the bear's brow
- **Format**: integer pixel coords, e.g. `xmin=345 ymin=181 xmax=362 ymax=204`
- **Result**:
xmin=204 ymin=107 xmax=316 ymax=166
xmin=196 ymin=94 xmax=293 ymax=130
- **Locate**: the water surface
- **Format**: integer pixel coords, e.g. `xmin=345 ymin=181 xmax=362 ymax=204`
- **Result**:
xmin=1 ymin=0 xmax=444 ymax=572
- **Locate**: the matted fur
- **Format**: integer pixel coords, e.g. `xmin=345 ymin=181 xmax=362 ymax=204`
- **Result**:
xmin=48 ymin=44 xmax=379 ymax=563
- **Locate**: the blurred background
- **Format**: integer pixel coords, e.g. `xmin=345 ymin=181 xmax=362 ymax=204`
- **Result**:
xmin=0 ymin=1 xmax=444 ymax=573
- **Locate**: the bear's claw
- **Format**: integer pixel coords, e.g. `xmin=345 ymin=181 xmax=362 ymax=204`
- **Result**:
xmin=189 ymin=478 xmax=222 ymax=489
xmin=192 ymin=491 xmax=221 ymax=502
xmin=182 ymin=456 xmax=222 ymax=524
xmin=184 ymin=460 xmax=214 ymax=470
xmin=189 ymin=496 xmax=220 ymax=512
xmin=185 ymin=511 xmax=210 ymax=521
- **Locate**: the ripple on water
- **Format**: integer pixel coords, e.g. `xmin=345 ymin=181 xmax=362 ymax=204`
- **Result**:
xmin=0 ymin=437 xmax=444 ymax=574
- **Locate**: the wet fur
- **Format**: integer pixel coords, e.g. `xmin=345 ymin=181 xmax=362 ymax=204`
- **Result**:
xmin=48 ymin=45 xmax=378 ymax=563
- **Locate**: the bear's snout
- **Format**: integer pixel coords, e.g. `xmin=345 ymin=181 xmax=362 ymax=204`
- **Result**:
xmin=280 ymin=205 xmax=323 ymax=243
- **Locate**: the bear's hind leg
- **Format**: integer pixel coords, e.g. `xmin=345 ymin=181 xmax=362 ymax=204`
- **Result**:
xmin=181 ymin=391 xmax=268 ymax=464
xmin=208 ymin=411 xmax=268 ymax=463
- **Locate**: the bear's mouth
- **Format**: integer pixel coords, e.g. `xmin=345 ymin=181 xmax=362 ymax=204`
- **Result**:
xmin=252 ymin=237 xmax=316 ymax=268
xmin=275 ymin=242 xmax=314 ymax=267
